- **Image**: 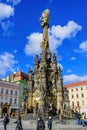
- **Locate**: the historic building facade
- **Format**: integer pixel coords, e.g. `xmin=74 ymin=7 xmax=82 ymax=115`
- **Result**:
xmin=28 ymin=10 xmax=70 ymax=116
xmin=0 ymin=79 xmax=19 ymax=117
xmin=64 ymin=80 xmax=87 ymax=117
xmin=3 ymin=71 xmax=29 ymax=109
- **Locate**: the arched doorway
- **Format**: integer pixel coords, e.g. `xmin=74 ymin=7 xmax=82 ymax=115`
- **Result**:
xmin=1 ymin=103 xmax=10 ymax=117
xmin=2 ymin=107 xmax=8 ymax=114
xmin=36 ymin=102 xmax=39 ymax=114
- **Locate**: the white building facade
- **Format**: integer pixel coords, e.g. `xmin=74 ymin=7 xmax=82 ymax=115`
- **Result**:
xmin=64 ymin=80 xmax=87 ymax=117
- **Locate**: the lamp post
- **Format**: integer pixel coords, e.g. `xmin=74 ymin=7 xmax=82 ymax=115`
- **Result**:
xmin=21 ymin=100 xmax=24 ymax=114
xmin=0 ymin=97 xmax=2 ymax=118
xmin=59 ymin=101 xmax=63 ymax=123
xmin=23 ymin=87 xmax=28 ymax=114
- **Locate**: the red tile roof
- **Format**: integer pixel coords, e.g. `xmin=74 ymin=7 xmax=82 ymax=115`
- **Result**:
xmin=64 ymin=80 xmax=87 ymax=88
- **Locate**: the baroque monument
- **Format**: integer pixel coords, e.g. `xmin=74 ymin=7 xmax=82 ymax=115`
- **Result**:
xmin=28 ymin=9 xmax=70 ymax=117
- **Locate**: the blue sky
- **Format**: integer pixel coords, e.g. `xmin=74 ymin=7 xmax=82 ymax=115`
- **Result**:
xmin=0 ymin=0 xmax=87 ymax=84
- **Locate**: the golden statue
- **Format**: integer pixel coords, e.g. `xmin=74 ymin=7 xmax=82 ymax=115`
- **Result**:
xmin=40 ymin=9 xmax=49 ymax=49
xmin=41 ymin=9 xmax=49 ymax=27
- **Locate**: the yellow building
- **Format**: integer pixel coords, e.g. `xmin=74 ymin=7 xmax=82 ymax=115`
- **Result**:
xmin=64 ymin=80 xmax=87 ymax=117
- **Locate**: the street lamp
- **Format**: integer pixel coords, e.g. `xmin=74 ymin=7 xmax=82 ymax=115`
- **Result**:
xmin=23 ymin=87 xmax=28 ymax=114
xmin=0 ymin=97 xmax=2 ymax=118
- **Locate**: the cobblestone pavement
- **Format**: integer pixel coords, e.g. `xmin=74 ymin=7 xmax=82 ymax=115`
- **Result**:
xmin=0 ymin=118 xmax=87 ymax=130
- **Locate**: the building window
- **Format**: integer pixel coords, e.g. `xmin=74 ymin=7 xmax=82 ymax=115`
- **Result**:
xmin=81 ymin=94 xmax=84 ymax=97
xmin=15 ymin=91 xmax=18 ymax=96
xmin=1 ymin=88 xmax=4 ymax=94
xmin=10 ymin=98 xmax=12 ymax=104
xmin=72 ymin=102 xmax=74 ymax=107
xmin=1 ymin=97 xmax=3 ymax=99
xmin=77 ymin=101 xmax=79 ymax=106
xmin=76 ymin=94 xmax=79 ymax=98
xmin=71 ymin=89 xmax=73 ymax=92
xmin=0 ymin=97 xmax=3 ymax=103
xmin=14 ymin=99 xmax=17 ymax=104
xmin=10 ymin=90 xmax=13 ymax=95
xmin=5 ymin=89 xmax=8 ymax=94
xmin=5 ymin=97 xmax=7 ymax=101
xmin=72 ymin=95 xmax=74 ymax=98
xmin=76 ymin=88 xmax=78 ymax=91
xmin=81 ymin=87 xmax=83 ymax=90
xmin=66 ymin=93 xmax=68 ymax=98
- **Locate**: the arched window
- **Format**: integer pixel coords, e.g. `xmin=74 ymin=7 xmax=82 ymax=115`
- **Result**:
xmin=77 ymin=101 xmax=79 ymax=106
xmin=72 ymin=95 xmax=74 ymax=98
xmin=71 ymin=89 xmax=73 ymax=92
xmin=81 ymin=87 xmax=83 ymax=90
xmin=72 ymin=102 xmax=74 ymax=107
xmin=10 ymin=90 xmax=13 ymax=95
xmin=76 ymin=94 xmax=79 ymax=98
xmin=76 ymin=88 xmax=78 ymax=91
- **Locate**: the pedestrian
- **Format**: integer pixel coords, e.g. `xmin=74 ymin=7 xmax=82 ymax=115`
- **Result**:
xmin=76 ymin=112 xmax=81 ymax=125
xmin=48 ymin=116 xmax=52 ymax=130
xmin=15 ymin=115 xmax=23 ymax=130
xmin=3 ymin=113 xmax=10 ymax=130
xmin=81 ymin=112 xmax=86 ymax=127
xmin=36 ymin=116 xmax=45 ymax=130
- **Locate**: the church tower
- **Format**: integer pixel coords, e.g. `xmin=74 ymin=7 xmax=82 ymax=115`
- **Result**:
xmin=28 ymin=9 xmax=69 ymax=117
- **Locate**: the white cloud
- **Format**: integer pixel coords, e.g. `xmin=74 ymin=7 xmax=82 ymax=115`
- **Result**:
xmin=1 ymin=20 xmax=14 ymax=36
xmin=13 ymin=49 xmax=18 ymax=53
xmin=24 ymin=33 xmax=42 ymax=55
xmin=70 ymin=57 xmax=76 ymax=61
xmin=67 ymin=70 xmax=72 ymax=73
xmin=26 ymin=64 xmax=33 ymax=70
xmin=0 ymin=52 xmax=17 ymax=76
xmin=0 ymin=3 xmax=14 ymax=21
xmin=25 ymin=21 xmax=82 ymax=55
xmin=74 ymin=40 xmax=87 ymax=57
xmin=57 ymin=55 xmax=62 ymax=61
xmin=58 ymin=63 xmax=63 ymax=70
xmin=63 ymin=74 xmax=87 ymax=83
xmin=6 ymin=0 xmax=21 ymax=6
xmin=50 ymin=21 xmax=82 ymax=40
xmin=79 ymin=41 xmax=87 ymax=52
xmin=0 ymin=1 xmax=21 ymax=36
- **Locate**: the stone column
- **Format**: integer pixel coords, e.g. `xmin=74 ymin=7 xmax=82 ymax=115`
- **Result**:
xmin=0 ymin=106 xmax=2 ymax=118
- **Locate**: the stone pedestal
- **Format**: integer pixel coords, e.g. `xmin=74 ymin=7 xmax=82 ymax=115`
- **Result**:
xmin=59 ymin=114 xmax=63 ymax=123
xmin=33 ymin=107 xmax=37 ymax=117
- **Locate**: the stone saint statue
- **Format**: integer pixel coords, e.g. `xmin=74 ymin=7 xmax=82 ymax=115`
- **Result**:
xmin=41 ymin=9 xmax=49 ymax=27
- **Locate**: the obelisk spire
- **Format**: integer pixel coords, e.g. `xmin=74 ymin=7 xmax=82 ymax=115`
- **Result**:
xmin=40 ymin=9 xmax=50 ymax=52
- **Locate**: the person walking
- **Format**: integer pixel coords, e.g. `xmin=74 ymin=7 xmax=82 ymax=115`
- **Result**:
xmin=76 ymin=112 xmax=81 ymax=125
xmin=81 ymin=112 xmax=86 ymax=127
xmin=3 ymin=113 xmax=9 ymax=130
xmin=36 ymin=116 xmax=45 ymax=130
xmin=48 ymin=116 xmax=52 ymax=130
xmin=15 ymin=115 xmax=23 ymax=130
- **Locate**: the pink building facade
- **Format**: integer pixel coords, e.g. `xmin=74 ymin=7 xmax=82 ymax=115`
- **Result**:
xmin=0 ymin=79 xmax=19 ymax=117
